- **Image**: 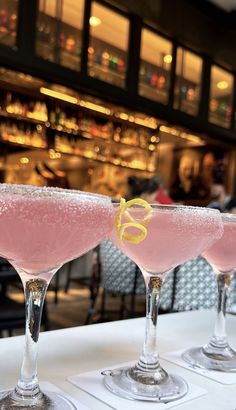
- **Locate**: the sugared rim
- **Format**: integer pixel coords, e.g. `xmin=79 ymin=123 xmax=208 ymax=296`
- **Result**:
xmin=222 ymin=212 xmax=236 ymax=222
xmin=112 ymin=202 xmax=220 ymax=213
xmin=0 ymin=183 xmax=111 ymax=202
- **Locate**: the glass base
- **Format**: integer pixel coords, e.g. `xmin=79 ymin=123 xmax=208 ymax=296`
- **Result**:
xmin=0 ymin=389 xmax=76 ymax=409
xmin=182 ymin=346 xmax=236 ymax=372
xmin=102 ymin=365 xmax=188 ymax=402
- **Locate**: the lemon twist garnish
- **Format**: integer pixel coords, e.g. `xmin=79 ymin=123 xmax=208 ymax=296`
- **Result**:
xmin=115 ymin=198 xmax=153 ymax=244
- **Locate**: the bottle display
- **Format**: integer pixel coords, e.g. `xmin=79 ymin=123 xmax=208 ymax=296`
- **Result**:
xmin=139 ymin=62 xmax=170 ymax=104
xmin=0 ymin=83 xmax=159 ymax=174
xmin=174 ymin=81 xmax=200 ymax=115
xmin=36 ymin=2 xmax=82 ymax=71
xmin=209 ymin=98 xmax=232 ymax=128
xmin=1 ymin=92 xmax=48 ymax=122
xmin=0 ymin=122 xmax=47 ymax=148
xmin=0 ymin=1 xmax=18 ymax=46
xmin=88 ymin=43 xmax=126 ymax=88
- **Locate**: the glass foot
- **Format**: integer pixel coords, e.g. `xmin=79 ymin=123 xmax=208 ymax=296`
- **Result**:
xmin=182 ymin=346 xmax=236 ymax=372
xmin=102 ymin=365 xmax=188 ymax=402
xmin=0 ymin=389 xmax=76 ymax=409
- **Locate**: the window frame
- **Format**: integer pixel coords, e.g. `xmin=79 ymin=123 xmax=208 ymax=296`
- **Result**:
xmin=87 ymin=0 xmax=131 ymax=89
xmin=173 ymin=45 xmax=204 ymax=116
xmin=138 ymin=22 xmax=174 ymax=105
xmin=208 ymin=62 xmax=235 ymax=130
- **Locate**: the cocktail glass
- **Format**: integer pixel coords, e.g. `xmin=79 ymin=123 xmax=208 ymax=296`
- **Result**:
xmin=0 ymin=183 xmax=113 ymax=409
xmin=182 ymin=213 xmax=236 ymax=371
xmin=103 ymin=204 xmax=223 ymax=402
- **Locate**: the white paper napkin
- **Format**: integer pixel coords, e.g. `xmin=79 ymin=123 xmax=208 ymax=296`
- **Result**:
xmin=67 ymin=362 xmax=207 ymax=410
xmin=0 ymin=382 xmax=90 ymax=410
xmin=161 ymin=349 xmax=236 ymax=385
xmin=40 ymin=382 xmax=90 ymax=410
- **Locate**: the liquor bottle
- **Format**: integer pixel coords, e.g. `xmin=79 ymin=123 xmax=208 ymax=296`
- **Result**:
xmin=95 ymin=49 xmax=102 ymax=65
xmin=139 ymin=65 xmax=146 ymax=79
xmin=0 ymin=8 xmax=7 ymax=33
xmin=2 ymin=92 xmax=11 ymax=111
xmin=44 ymin=25 xmax=51 ymax=44
xmin=88 ymin=46 xmax=95 ymax=63
xmin=150 ymin=73 xmax=158 ymax=87
xmin=66 ymin=35 xmax=76 ymax=53
xmin=226 ymin=105 xmax=232 ymax=121
xmin=55 ymin=106 xmax=61 ymax=125
xmin=113 ymin=127 xmax=121 ymax=142
xmin=117 ymin=57 xmax=125 ymax=72
xmin=180 ymin=85 xmax=187 ymax=100
xmin=158 ymin=75 xmax=166 ymax=89
xmin=60 ymin=111 xmax=66 ymax=126
xmin=50 ymin=110 xmax=56 ymax=124
xmin=109 ymin=55 xmax=118 ymax=71
xmin=186 ymin=87 xmax=195 ymax=102
xmin=9 ymin=13 xmax=17 ymax=36
xmin=210 ymin=98 xmax=217 ymax=112
xmin=102 ymin=51 xmax=110 ymax=67
xmin=219 ymin=102 xmax=227 ymax=117
xmin=60 ymin=31 xmax=65 ymax=49
xmin=22 ymin=103 xmax=28 ymax=117
xmin=146 ymin=71 xmax=152 ymax=85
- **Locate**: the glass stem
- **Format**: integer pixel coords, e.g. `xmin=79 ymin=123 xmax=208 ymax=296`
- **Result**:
xmin=137 ymin=274 xmax=163 ymax=371
xmin=207 ymin=272 xmax=232 ymax=349
xmin=15 ymin=278 xmax=48 ymax=399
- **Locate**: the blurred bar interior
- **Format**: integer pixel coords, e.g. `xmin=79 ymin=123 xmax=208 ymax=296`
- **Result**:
xmin=0 ymin=0 xmax=235 ymax=205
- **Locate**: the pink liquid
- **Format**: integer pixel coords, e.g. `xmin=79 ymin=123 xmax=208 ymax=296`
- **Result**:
xmin=111 ymin=205 xmax=223 ymax=274
xmin=203 ymin=215 xmax=236 ymax=272
xmin=0 ymin=184 xmax=113 ymax=281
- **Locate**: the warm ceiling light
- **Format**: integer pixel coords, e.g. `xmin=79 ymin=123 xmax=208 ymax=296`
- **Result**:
xmin=163 ymin=54 xmax=172 ymax=64
xmin=217 ymin=81 xmax=228 ymax=90
xmin=40 ymin=87 xmax=78 ymax=104
xmin=79 ymin=100 xmax=111 ymax=115
xmin=89 ymin=16 xmax=101 ymax=27
xmin=20 ymin=157 xmax=29 ymax=164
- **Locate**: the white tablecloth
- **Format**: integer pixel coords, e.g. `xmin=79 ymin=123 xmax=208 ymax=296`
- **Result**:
xmin=0 ymin=310 xmax=235 ymax=409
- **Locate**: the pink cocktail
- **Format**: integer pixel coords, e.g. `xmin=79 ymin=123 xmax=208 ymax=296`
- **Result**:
xmin=183 ymin=213 xmax=236 ymax=371
xmin=0 ymin=184 xmax=113 ymax=409
xmin=103 ymin=204 xmax=223 ymax=402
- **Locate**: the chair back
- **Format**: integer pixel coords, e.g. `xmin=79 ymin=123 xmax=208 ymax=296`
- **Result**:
xmin=99 ymin=240 xmax=145 ymax=295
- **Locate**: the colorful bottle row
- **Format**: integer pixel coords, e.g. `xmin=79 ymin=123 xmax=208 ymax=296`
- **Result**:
xmin=209 ymin=98 xmax=232 ymax=119
xmin=88 ymin=47 xmax=126 ymax=72
xmin=140 ymin=66 xmax=168 ymax=90
xmin=54 ymin=134 xmax=155 ymax=171
xmin=0 ymin=93 xmax=157 ymax=150
xmin=37 ymin=20 xmax=81 ymax=56
xmin=0 ymin=121 xmax=47 ymax=148
xmin=0 ymin=8 xmax=17 ymax=34
xmin=1 ymin=93 xmax=48 ymax=122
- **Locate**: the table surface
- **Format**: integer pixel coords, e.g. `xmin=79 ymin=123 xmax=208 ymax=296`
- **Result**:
xmin=0 ymin=309 xmax=235 ymax=409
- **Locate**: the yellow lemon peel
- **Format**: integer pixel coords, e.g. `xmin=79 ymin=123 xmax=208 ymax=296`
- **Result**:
xmin=115 ymin=198 xmax=153 ymax=244
xmin=118 ymin=222 xmax=147 ymax=244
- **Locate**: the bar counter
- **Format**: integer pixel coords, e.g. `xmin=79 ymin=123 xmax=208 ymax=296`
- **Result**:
xmin=0 ymin=310 xmax=235 ymax=409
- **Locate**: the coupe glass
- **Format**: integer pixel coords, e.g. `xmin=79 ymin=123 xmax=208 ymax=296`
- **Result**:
xmin=0 ymin=183 xmax=112 ymax=409
xmin=182 ymin=213 xmax=236 ymax=371
xmin=102 ymin=204 xmax=223 ymax=402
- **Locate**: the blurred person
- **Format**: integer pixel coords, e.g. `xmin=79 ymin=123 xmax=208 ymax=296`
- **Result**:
xmin=208 ymin=183 xmax=231 ymax=211
xmin=225 ymin=197 xmax=236 ymax=214
xmin=171 ymin=153 xmax=209 ymax=203
xmin=127 ymin=175 xmax=160 ymax=203
xmin=154 ymin=174 xmax=174 ymax=205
